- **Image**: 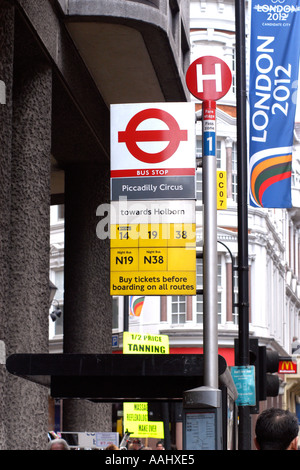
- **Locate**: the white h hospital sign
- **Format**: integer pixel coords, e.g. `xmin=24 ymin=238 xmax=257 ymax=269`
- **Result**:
xmin=186 ymin=56 xmax=232 ymax=102
xmin=196 ymin=63 xmax=222 ymax=93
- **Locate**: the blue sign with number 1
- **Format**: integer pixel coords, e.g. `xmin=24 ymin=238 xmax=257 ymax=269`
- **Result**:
xmin=204 ymin=131 xmax=215 ymax=156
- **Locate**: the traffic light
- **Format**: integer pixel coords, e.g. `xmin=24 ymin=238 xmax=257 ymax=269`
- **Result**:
xmin=234 ymin=339 xmax=280 ymax=412
xmin=258 ymin=346 xmax=280 ymax=400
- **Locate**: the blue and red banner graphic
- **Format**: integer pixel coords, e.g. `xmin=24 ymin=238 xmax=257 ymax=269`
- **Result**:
xmin=249 ymin=0 xmax=300 ymax=208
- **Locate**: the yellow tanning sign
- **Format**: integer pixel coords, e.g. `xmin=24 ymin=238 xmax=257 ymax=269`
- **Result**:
xmin=123 ymin=332 xmax=169 ymax=354
xmin=123 ymin=402 xmax=164 ymax=439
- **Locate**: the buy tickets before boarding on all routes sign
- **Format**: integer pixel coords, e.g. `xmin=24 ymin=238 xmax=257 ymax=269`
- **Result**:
xmin=110 ymin=102 xmax=196 ymax=296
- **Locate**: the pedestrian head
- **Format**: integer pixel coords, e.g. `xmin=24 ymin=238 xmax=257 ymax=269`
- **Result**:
xmin=47 ymin=438 xmax=70 ymax=450
xmin=155 ymin=440 xmax=165 ymax=450
xmin=255 ymin=407 xmax=299 ymax=450
xmin=130 ymin=438 xmax=142 ymax=450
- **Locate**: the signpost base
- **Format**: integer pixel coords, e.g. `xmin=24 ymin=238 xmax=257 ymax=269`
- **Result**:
xmin=182 ymin=386 xmax=222 ymax=450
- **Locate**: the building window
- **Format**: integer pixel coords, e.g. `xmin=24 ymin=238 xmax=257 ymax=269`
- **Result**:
xmin=232 ymin=47 xmax=236 ymax=95
xmin=196 ymin=138 xmax=202 ymax=160
xmin=50 ymin=269 xmax=64 ymax=336
xmin=196 ymin=293 xmax=222 ymax=324
xmin=217 ymin=292 xmax=222 ymax=321
xmin=196 ymin=170 xmax=202 ymax=202
xmin=196 ymin=294 xmax=203 ymax=324
xmin=232 ymin=142 xmax=238 ymax=202
xmin=196 ymin=254 xmax=223 ymax=324
xmin=57 ymin=204 xmax=65 ymax=220
xmin=112 ymin=297 xmax=119 ymax=330
xmin=171 ymin=296 xmax=186 ymax=324
xmin=233 ymin=256 xmax=238 ymax=325
xmin=217 ymin=254 xmax=222 ymax=287
xmin=216 ymin=140 xmax=221 ymax=168
xmin=196 ymin=255 xmax=203 ymax=288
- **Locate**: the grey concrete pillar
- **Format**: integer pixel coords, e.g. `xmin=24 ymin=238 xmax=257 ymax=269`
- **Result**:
xmin=4 ymin=13 xmax=52 ymax=450
xmin=0 ymin=0 xmax=14 ymax=451
xmin=63 ymin=162 xmax=112 ymax=431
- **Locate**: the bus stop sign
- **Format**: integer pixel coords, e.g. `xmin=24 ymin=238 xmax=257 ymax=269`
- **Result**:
xmin=186 ymin=56 xmax=232 ymax=101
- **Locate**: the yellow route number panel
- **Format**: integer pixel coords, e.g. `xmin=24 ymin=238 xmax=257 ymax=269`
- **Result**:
xmin=217 ymin=170 xmax=227 ymax=210
xmin=110 ymin=223 xmax=196 ymax=295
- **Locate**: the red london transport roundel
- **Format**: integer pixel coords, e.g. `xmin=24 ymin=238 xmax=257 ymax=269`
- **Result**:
xmin=118 ymin=108 xmax=188 ymax=164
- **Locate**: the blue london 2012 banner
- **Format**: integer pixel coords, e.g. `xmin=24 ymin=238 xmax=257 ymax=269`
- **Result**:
xmin=249 ymin=0 xmax=300 ymax=208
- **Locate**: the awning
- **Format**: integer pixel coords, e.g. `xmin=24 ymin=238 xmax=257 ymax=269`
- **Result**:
xmin=6 ymin=353 xmax=233 ymax=402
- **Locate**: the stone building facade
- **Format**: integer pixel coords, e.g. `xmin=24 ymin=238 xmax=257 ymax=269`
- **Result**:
xmin=0 ymin=0 xmax=189 ymax=450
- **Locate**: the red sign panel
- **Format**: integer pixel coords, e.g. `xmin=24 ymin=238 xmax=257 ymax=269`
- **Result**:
xmin=278 ymin=360 xmax=297 ymax=374
xmin=186 ymin=56 xmax=232 ymax=101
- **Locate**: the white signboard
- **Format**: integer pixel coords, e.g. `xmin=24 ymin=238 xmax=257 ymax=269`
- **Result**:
xmin=111 ymin=102 xmax=196 ymax=174
xmin=110 ymin=102 xmax=197 ymax=295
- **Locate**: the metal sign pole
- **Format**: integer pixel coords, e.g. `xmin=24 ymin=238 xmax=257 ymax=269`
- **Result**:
xmin=185 ymin=57 xmax=232 ymax=390
xmin=182 ymin=99 xmax=222 ymax=451
xmin=183 ymin=58 xmax=232 ymax=450
xmin=235 ymin=0 xmax=251 ymax=450
xmin=202 ymin=100 xmax=218 ymax=389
